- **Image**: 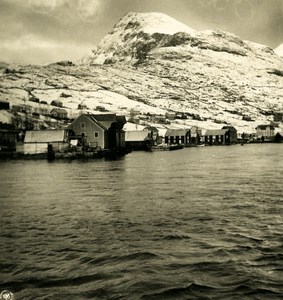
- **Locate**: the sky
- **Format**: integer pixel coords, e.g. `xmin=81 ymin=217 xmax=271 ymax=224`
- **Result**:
xmin=0 ymin=0 xmax=282 ymax=65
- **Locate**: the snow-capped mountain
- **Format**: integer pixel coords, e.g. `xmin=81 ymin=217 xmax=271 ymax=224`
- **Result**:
xmin=0 ymin=12 xmax=282 ymax=133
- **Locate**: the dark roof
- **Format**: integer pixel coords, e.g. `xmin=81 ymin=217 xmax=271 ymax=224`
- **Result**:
xmin=85 ymin=114 xmax=126 ymax=130
xmin=222 ymin=126 xmax=237 ymax=131
xmin=50 ymin=108 xmax=68 ymax=113
xmin=204 ymin=129 xmax=229 ymax=136
xmin=256 ymin=124 xmax=275 ymax=130
xmin=144 ymin=126 xmax=158 ymax=132
xmin=165 ymin=129 xmax=189 ymax=136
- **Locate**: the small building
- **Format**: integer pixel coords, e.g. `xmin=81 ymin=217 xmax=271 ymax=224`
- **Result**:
xmin=255 ymin=124 xmax=275 ymax=141
xmin=51 ymin=100 xmax=63 ymax=108
xmin=0 ymin=100 xmax=10 ymax=110
xmin=69 ymin=113 xmax=126 ymax=150
xmin=23 ymin=130 xmax=69 ymax=154
xmin=125 ymin=130 xmax=152 ymax=150
xmin=165 ymin=129 xmax=190 ymax=145
xmin=222 ymin=126 xmax=238 ymax=144
xmin=78 ymin=103 xmax=88 ymax=110
xmin=50 ymin=108 xmax=68 ymax=119
xmin=204 ymin=129 xmax=230 ymax=145
xmin=165 ymin=112 xmax=176 ymax=120
xmin=274 ymin=111 xmax=283 ymax=122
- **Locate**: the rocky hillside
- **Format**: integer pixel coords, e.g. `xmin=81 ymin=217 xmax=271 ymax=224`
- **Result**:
xmin=0 ymin=12 xmax=282 ymax=133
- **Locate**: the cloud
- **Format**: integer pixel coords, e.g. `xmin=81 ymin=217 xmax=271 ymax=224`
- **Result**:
xmin=0 ymin=33 xmax=93 ymax=64
xmin=77 ymin=0 xmax=102 ymax=21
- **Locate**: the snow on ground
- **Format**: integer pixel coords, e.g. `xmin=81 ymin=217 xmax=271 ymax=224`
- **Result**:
xmin=274 ymin=43 xmax=283 ymax=57
xmin=125 ymin=12 xmax=196 ymax=35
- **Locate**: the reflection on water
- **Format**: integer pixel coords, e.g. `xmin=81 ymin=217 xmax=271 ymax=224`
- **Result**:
xmin=0 ymin=144 xmax=282 ymax=299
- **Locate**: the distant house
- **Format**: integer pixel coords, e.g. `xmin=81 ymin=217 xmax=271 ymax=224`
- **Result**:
xmin=23 ymin=130 xmax=69 ymax=154
xmin=69 ymin=113 xmax=126 ymax=150
xmin=125 ymin=130 xmax=151 ymax=150
xmin=0 ymin=100 xmax=10 ymax=110
xmin=255 ymin=124 xmax=275 ymax=141
xmin=50 ymin=108 xmax=68 ymax=119
xmin=274 ymin=111 xmax=283 ymax=122
xmin=222 ymin=126 xmax=238 ymax=144
xmin=96 ymin=106 xmax=107 ymax=112
xmin=51 ymin=100 xmax=63 ymax=108
xmin=78 ymin=103 xmax=88 ymax=110
xmin=165 ymin=129 xmax=190 ymax=145
xmin=165 ymin=112 xmax=176 ymax=120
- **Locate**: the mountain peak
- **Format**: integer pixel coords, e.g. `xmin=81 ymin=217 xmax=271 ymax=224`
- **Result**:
xmin=83 ymin=12 xmax=195 ymax=65
xmin=116 ymin=12 xmax=195 ymax=35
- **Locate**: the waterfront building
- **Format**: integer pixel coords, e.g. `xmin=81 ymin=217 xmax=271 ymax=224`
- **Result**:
xmin=255 ymin=124 xmax=275 ymax=141
xmin=23 ymin=130 xmax=69 ymax=154
xmin=69 ymin=113 xmax=126 ymax=150
xmin=125 ymin=130 xmax=152 ymax=150
xmin=164 ymin=129 xmax=190 ymax=145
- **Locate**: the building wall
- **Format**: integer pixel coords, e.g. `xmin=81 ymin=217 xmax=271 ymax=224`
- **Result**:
xmin=256 ymin=127 xmax=275 ymax=139
xmin=70 ymin=115 xmax=105 ymax=148
xmin=23 ymin=142 xmax=69 ymax=154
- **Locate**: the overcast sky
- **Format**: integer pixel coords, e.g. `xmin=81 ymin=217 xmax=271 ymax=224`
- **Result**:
xmin=0 ymin=0 xmax=282 ymax=65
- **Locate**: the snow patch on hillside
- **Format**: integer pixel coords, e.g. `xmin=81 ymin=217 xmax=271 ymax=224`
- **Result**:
xmin=274 ymin=43 xmax=283 ymax=57
xmin=120 ymin=12 xmax=195 ymax=35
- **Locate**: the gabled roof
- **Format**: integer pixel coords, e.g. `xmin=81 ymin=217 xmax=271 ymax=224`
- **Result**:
xmin=256 ymin=124 xmax=275 ymax=130
xmin=165 ymin=129 xmax=188 ymax=136
xmin=125 ymin=130 xmax=150 ymax=142
xmin=50 ymin=108 xmax=68 ymax=113
xmin=85 ymin=114 xmax=126 ymax=130
xmin=24 ymin=130 xmax=66 ymax=143
xmin=204 ymin=129 xmax=229 ymax=136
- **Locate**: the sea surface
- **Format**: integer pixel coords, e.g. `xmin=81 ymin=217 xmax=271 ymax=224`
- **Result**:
xmin=0 ymin=144 xmax=282 ymax=300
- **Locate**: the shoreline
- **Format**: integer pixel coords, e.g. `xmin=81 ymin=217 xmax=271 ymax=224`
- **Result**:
xmin=0 ymin=141 xmax=281 ymax=161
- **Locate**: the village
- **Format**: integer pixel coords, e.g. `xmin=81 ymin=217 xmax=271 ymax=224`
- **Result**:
xmin=0 ymin=97 xmax=283 ymax=160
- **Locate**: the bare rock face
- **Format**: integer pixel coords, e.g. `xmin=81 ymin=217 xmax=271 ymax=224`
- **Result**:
xmin=0 ymin=12 xmax=282 ymax=133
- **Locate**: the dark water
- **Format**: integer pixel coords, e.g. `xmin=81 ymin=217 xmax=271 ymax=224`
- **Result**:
xmin=0 ymin=144 xmax=282 ymax=300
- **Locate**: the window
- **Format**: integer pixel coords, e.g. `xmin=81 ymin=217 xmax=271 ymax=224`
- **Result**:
xmin=80 ymin=122 xmax=85 ymax=129
xmin=94 ymin=131 xmax=99 ymax=138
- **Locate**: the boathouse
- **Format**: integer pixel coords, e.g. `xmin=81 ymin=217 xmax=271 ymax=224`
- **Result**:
xmin=222 ymin=126 xmax=238 ymax=144
xmin=204 ymin=129 xmax=229 ymax=145
xmin=69 ymin=113 xmax=126 ymax=150
xmin=23 ymin=130 xmax=69 ymax=154
xmin=125 ymin=130 xmax=152 ymax=150
xmin=164 ymin=129 xmax=190 ymax=145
